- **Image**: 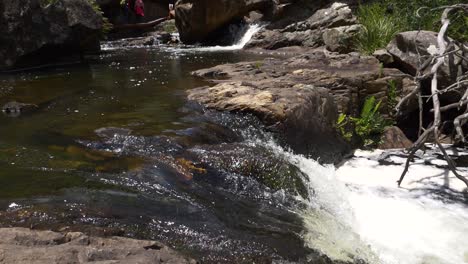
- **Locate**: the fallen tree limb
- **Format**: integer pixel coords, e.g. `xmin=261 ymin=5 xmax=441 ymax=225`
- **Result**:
xmin=398 ymin=5 xmax=468 ymax=189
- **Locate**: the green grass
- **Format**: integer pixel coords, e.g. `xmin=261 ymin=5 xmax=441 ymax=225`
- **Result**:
xmin=355 ymin=0 xmax=468 ymax=54
xmin=354 ymin=2 xmax=404 ymax=55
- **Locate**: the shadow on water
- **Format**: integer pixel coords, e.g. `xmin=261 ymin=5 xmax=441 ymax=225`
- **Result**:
xmin=0 ymin=46 xmax=333 ymax=263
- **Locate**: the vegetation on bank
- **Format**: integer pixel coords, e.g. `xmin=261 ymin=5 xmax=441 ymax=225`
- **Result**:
xmin=337 ymin=96 xmax=391 ymax=148
xmin=355 ymin=0 xmax=468 ymax=54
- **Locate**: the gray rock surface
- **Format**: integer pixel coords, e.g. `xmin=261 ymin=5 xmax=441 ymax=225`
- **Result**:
xmin=378 ymin=126 xmax=413 ymax=149
xmin=373 ymin=49 xmax=394 ymax=65
xmin=0 ymin=0 xmax=103 ymax=71
xmin=386 ymin=31 xmax=466 ymax=85
xmin=188 ymin=50 xmax=409 ymax=162
xmin=323 ymin=24 xmax=363 ymax=53
xmin=0 ymin=227 xmax=196 ymax=264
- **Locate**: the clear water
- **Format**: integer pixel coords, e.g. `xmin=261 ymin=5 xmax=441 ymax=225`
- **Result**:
xmin=1 ymin=31 xmax=467 ymax=264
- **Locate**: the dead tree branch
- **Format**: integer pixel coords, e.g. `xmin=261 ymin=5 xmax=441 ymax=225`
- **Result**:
xmin=398 ymin=5 xmax=468 ymax=189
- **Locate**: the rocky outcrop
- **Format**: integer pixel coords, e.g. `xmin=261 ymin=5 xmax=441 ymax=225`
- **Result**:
xmin=386 ymin=31 xmax=466 ymax=85
xmin=175 ymin=0 xmax=273 ymax=44
xmin=188 ymin=50 xmax=410 ymax=162
xmin=247 ymin=3 xmax=360 ymax=51
xmin=0 ymin=227 xmax=196 ymax=264
xmin=0 ymin=0 xmax=103 ymax=71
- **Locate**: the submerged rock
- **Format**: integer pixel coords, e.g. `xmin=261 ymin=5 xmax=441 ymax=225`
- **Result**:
xmin=2 ymin=101 xmax=38 ymax=117
xmin=187 ymin=143 xmax=310 ymax=198
xmin=0 ymin=0 xmax=103 ymax=71
xmin=0 ymin=227 xmax=196 ymax=264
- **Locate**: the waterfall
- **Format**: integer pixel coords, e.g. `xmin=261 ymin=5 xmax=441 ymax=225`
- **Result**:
xmin=182 ymin=24 xmax=262 ymax=52
xmin=256 ymin=139 xmax=468 ymax=264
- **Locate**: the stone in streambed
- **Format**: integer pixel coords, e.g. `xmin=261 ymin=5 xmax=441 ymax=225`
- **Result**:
xmin=2 ymin=101 xmax=38 ymax=117
xmin=187 ymin=143 xmax=310 ymax=198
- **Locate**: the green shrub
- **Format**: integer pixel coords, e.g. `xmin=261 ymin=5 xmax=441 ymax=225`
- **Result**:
xmin=87 ymin=0 xmax=113 ymax=35
xmin=337 ymin=96 xmax=390 ymax=148
xmin=354 ymin=2 xmax=403 ymax=54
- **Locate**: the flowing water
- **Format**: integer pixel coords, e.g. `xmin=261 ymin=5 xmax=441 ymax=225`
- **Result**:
xmin=0 ymin=28 xmax=467 ymax=264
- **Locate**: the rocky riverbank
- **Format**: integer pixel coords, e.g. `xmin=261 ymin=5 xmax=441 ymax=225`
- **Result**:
xmin=0 ymin=227 xmax=196 ymax=263
xmin=187 ymin=49 xmax=415 ymax=163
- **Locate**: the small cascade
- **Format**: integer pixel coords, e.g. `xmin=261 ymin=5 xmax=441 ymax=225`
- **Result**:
xmin=255 ymin=139 xmax=468 ymax=264
xmin=181 ymin=24 xmax=262 ymax=52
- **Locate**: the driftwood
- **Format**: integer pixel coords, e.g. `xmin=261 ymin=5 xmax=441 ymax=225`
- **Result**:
xmin=396 ymin=4 xmax=468 ymax=189
xmin=111 ymin=17 xmax=169 ymax=32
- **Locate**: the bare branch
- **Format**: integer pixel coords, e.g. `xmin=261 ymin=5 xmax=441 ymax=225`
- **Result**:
xmin=397 ymin=4 xmax=468 ymax=189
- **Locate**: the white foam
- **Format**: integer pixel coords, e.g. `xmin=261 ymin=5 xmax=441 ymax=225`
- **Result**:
xmin=259 ymin=140 xmax=468 ymax=264
xmin=336 ymin=148 xmax=468 ymax=264
xmin=179 ymin=24 xmax=262 ymax=52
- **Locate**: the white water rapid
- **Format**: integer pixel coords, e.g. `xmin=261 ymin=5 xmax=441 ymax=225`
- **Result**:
xmin=260 ymin=140 xmax=468 ymax=264
xmin=181 ymin=24 xmax=262 ymax=52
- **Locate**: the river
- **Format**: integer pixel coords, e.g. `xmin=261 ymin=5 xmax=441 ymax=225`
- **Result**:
xmin=0 ymin=28 xmax=467 ymax=264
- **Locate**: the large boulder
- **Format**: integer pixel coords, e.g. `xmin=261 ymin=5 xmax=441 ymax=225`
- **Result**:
xmin=187 ymin=51 xmax=409 ymax=162
xmin=175 ymin=0 xmax=274 ymax=44
xmin=188 ymin=81 xmax=347 ymax=163
xmin=386 ymin=31 xmax=466 ymax=85
xmin=0 ymin=0 xmax=103 ymax=71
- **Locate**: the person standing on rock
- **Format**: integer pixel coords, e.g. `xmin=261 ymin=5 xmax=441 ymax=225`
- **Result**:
xmin=134 ymin=0 xmax=145 ymax=23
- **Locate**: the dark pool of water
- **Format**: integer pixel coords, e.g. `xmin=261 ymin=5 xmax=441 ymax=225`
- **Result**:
xmin=0 ymin=46 xmax=325 ymax=263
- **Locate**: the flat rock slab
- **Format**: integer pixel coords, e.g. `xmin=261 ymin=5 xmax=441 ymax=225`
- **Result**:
xmin=188 ymin=50 xmax=408 ymax=163
xmin=0 ymin=227 xmax=196 ymax=264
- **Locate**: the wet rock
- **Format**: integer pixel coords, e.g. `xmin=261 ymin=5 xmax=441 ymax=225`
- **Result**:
xmin=378 ymin=126 xmax=413 ymax=149
xmin=386 ymin=31 xmax=466 ymax=85
xmin=95 ymin=127 xmax=132 ymax=139
xmin=0 ymin=0 xmax=103 ymax=71
xmin=2 ymin=101 xmax=38 ymax=117
xmin=0 ymin=227 xmax=196 ymax=264
xmin=189 ymin=51 xmax=414 ymax=162
xmin=175 ymin=0 xmax=274 ymax=44
xmin=187 ymin=143 xmax=310 ymax=198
